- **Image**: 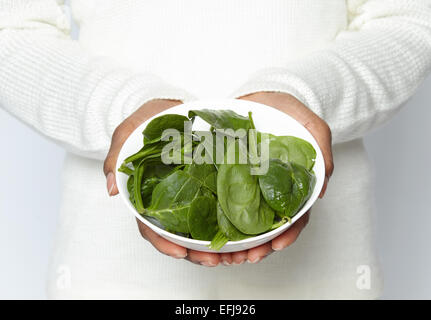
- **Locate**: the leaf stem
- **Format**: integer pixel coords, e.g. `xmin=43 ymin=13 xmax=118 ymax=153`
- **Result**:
xmin=134 ymin=161 xmax=146 ymax=213
xmin=118 ymin=164 xmax=134 ymax=176
xmin=208 ymin=230 xmax=229 ymax=251
xmin=248 ymin=111 xmax=256 ymax=130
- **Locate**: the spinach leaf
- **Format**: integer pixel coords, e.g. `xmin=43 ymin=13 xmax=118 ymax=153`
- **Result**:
xmin=143 ymin=163 xmax=178 ymax=180
xmin=259 ymin=159 xmax=315 ymax=218
xmin=126 ymin=158 xmax=181 ymax=211
xmin=144 ymin=163 xmax=218 ymax=234
xmin=145 ymin=170 xmax=202 ymax=234
xmin=262 ymin=134 xmax=316 ymax=170
xmin=216 ymin=202 xmax=249 ymax=241
xmin=122 ymin=133 xmax=193 ymax=174
xmin=217 ymin=143 xmax=274 ymax=234
xmin=188 ymin=196 xmax=218 ymax=241
xmin=270 ymin=217 xmax=289 ymax=230
xmin=128 ymin=175 xmax=164 ymax=210
xmin=248 ymin=111 xmax=256 ymax=130
xmin=127 ymin=174 xmax=136 ymax=206
xmin=189 ymin=109 xmax=251 ymax=131
xmin=141 ymin=177 xmax=162 ymax=208
xmin=143 ymin=114 xmax=189 ymax=144
xmin=185 ymin=163 xmax=217 ymax=194
xmin=208 ymin=230 xmax=229 ymax=251
xmin=118 ymin=163 xmax=134 ymax=176
xmin=123 ymin=142 xmax=165 ymax=167
xmin=133 ymin=160 xmax=146 ymax=213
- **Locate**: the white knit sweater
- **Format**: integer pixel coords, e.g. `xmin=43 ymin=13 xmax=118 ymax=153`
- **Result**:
xmin=1 ymin=0 xmax=430 ymax=299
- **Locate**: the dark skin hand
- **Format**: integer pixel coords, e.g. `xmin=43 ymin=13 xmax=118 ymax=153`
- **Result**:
xmin=103 ymin=92 xmax=334 ymax=266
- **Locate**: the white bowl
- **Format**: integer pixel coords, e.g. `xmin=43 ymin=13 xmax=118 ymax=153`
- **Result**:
xmin=116 ymin=99 xmax=325 ymax=252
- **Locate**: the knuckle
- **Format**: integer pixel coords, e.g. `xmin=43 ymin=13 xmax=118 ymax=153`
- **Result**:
xmin=112 ymin=121 xmax=134 ymax=141
xmin=112 ymin=125 xmax=126 ymax=141
xmin=320 ymin=121 xmax=331 ymax=137
xmin=103 ymin=158 xmax=111 ymax=175
xmin=112 ymin=125 xmax=122 ymax=138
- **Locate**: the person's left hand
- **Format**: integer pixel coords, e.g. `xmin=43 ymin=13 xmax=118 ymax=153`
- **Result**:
xmin=225 ymin=91 xmax=334 ymax=264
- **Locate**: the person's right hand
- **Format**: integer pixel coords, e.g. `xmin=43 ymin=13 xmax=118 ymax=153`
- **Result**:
xmin=103 ymin=99 xmax=226 ymax=267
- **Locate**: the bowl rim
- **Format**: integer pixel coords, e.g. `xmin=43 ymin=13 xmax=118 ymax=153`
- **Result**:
xmin=115 ymin=99 xmax=325 ymax=248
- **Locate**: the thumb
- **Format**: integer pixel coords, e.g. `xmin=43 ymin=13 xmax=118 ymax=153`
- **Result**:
xmin=103 ymin=123 xmax=134 ymax=196
xmin=104 ymin=161 xmax=119 ymax=197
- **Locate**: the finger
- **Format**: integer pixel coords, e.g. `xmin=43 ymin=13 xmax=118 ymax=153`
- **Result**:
xmin=304 ymin=121 xmax=333 ymax=199
xmin=231 ymin=250 xmax=248 ymax=265
xmin=319 ymin=176 xmax=329 ymax=199
xmin=105 ymin=171 xmax=119 ymax=196
xmin=186 ymin=250 xmax=221 ymax=267
xmin=103 ymin=123 xmax=136 ymax=196
xmin=303 ymin=120 xmax=334 ymax=179
xmin=247 ymin=242 xmax=273 ymax=264
xmin=136 ymin=219 xmax=187 ymax=259
xmin=220 ymin=253 xmax=233 ymax=266
xmin=271 ymin=212 xmax=309 ymax=251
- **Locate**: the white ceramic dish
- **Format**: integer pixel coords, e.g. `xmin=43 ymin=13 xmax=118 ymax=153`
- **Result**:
xmin=116 ymin=99 xmax=325 ymax=252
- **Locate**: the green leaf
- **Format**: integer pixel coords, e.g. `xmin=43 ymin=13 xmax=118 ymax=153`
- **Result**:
xmin=133 ymin=160 xmax=146 ymax=213
xmin=185 ymin=163 xmax=217 ymax=194
xmin=145 ymin=171 xmax=202 ymax=234
xmin=216 ymin=202 xmax=249 ymax=241
xmin=141 ymin=177 xmax=162 ymax=208
xmin=127 ymin=174 xmax=136 ymax=207
xmin=262 ymin=134 xmax=316 ymax=170
xmin=208 ymin=230 xmax=230 ymax=251
xmin=188 ymin=196 xmax=218 ymax=241
xmin=258 ymin=159 xmax=315 ymax=218
xmin=143 ymin=114 xmax=189 ymax=144
xmin=123 ymin=143 xmax=164 ymax=166
xmin=142 ymin=163 xmax=178 ymax=180
xmin=270 ymin=217 xmax=289 ymax=230
xmin=188 ymin=109 xmax=251 ymax=131
xmin=217 ymin=143 xmax=274 ymax=234
xmin=118 ymin=163 xmax=134 ymax=176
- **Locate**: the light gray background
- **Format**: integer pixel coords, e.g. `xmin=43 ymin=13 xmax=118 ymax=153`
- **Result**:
xmin=0 ymin=2 xmax=430 ymax=298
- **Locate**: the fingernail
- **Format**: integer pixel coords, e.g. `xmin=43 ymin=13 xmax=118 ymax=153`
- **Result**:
xmin=201 ymin=261 xmax=217 ymax=267
xmin=106 ymin=172 xmax=115 ymax=196
xmin=174 ymin=252 xmax=187 ymax=259
xmin=272 ymin=245 xmax=284 ymax=251
xmin=247 ymin=256 xmax=262 ymax=264
xmin=232 ymin=260 xmax=245 ymax=266
xmin=221 ymin=260 xmax=232 ymax=266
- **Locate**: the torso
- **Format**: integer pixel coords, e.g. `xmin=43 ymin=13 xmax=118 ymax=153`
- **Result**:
xmin=47 ymin=1 xmax=382 ymax=299
xmin=71 ymin=0 xmax=347 ymax=97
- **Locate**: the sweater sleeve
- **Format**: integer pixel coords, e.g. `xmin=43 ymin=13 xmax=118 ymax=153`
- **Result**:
xmin=232 ymin=0 xmax=431 ymax=144
xmin=0 ymin=0 xmax=194 ymax=160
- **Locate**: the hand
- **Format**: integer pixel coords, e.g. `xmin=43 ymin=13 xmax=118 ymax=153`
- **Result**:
xmin=103 ymin=99 xmax=228 ymax=267
xmin=230 ymin=92 xmax=334 ymax=263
